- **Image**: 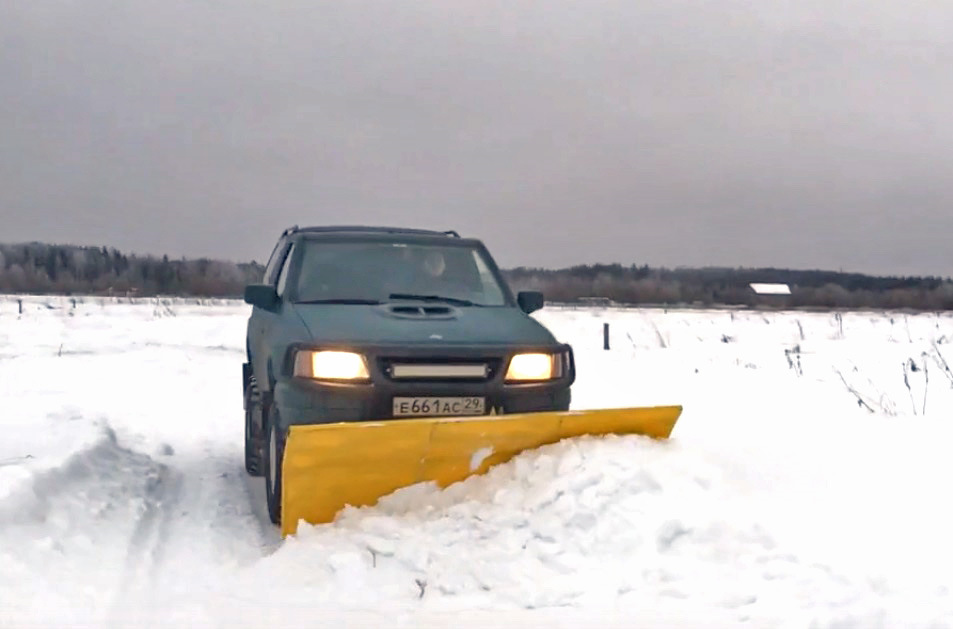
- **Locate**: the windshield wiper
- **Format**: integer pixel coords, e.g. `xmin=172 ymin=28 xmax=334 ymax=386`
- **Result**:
xmin=294 ymin=298 xmax=383 ymax=305
xmin=388 ymin=293 xmax=481 ymax=307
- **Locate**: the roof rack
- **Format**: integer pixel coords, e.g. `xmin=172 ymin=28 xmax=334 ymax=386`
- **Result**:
xmin=282 ymin=225 xmax=461 ymax=238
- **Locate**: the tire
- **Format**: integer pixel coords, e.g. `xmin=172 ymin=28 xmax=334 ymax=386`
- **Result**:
xmin=244 ymin=377 xmax=264 ymax=476
xmin=264 ymin=405 xmax=286 ymax=526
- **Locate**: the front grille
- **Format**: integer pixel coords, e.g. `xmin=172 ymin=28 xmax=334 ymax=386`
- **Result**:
xmin=378 ymin=356 xmax=502 ymax=382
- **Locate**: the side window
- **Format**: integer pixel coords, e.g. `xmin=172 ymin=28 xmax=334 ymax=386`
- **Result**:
xmin=275 ymin=243 xmax=296 ymax=297
xmin=263 ymin=238 xmax=288 ymax=284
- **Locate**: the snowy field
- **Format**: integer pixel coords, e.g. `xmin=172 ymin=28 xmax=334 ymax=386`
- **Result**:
xmin=2 ymin=295 xmax=953 ymax=628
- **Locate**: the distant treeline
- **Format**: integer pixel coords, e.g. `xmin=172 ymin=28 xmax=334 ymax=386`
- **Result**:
xmin=0 ymin=243 xmax=263 ymax=297
xmin=3 ymin=242 xmax=953 ymax=310
xmin=505 ymin=264 xmax=953 ymax=311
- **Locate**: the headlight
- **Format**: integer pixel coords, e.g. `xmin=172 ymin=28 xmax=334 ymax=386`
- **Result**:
xmin=294 ymin=350 xmax=370 ymax=381
xmin=505 ymin=353 xmax=562 ymax=382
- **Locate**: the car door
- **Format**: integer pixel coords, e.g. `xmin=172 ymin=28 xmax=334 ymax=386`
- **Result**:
xmin=248 ymin=238 xmax=293 ymax=390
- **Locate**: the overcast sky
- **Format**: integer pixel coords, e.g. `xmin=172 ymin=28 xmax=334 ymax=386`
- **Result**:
xmin=2 ymin=1 xmax=951 ymax=276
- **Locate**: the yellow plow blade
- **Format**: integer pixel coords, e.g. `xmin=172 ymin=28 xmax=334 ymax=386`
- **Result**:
xmin=280 ymin=405 xmax=682 ymax=537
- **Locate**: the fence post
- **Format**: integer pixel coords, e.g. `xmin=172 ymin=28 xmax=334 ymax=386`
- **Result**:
xmin=603 ymin=322 xmax=610 ymax=350
xmin=18 ymin=299 xmax=23 ymax=315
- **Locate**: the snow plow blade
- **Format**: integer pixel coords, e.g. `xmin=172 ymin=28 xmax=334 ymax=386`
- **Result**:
xmin=280 ymin=405 xmax=682 ymax=536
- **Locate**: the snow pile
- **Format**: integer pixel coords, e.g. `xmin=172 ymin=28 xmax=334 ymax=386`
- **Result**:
xmin=0 ymin=422 xmax=168 ymax=626
xmin=232 ymin=436 xmax=865 ymax=623
xmin=2 ymin=296 xmax=953 ymax=627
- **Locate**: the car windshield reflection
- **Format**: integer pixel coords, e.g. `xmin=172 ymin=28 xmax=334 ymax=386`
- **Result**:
xmin=292 ymin=241 xmax=507 ymax=307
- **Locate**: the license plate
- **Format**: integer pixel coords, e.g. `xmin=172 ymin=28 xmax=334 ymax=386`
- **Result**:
xmin=392 ymin=396 xmax=485 ymax=417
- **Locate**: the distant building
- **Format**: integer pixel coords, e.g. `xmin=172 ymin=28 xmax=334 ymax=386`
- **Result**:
xmin=749 ymin=283 xmax=791 ymax=296
xmin=749 ymin=283 xmax=791 ymax=308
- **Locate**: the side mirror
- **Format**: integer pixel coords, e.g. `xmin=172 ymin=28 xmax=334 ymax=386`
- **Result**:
xmin=244 ymin=284 xmax=279 ymax=311
xmin=517 ymin=291 xmax=544 ymax=314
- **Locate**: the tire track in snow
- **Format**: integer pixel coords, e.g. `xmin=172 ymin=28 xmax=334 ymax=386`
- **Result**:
xmin=106 ymin=441 xmax=279 ymax=626
xmin=111 ymin=461 xmax=184 ymax=607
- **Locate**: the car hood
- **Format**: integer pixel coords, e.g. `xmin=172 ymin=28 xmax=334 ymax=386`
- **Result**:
xmin=290 ymin=303 xmax=559 ymax=347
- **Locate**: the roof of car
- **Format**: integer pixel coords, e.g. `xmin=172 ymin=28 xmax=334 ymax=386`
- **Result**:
xmin=282 ymin=225 xmax=461 ymax=238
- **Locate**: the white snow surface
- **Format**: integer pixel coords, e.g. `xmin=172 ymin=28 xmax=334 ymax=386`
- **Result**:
xmin=2 ymin=295 xmax=953 ymax=628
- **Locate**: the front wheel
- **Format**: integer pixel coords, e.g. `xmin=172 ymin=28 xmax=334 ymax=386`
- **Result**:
xmin=263 ymin=406 xmax=286 ymax=526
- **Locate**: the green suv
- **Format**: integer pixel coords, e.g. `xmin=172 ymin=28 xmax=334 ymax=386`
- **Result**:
xmin=242 ymin=226 xmax=575 ymax=522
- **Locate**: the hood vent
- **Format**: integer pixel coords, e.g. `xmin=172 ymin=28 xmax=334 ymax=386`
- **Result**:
xmin=385 ymin=304 xmax=455 ymax=319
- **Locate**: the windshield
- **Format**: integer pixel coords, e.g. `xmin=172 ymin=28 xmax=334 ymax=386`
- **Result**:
xmin=291 ymin=240 xmax=509 ymax=306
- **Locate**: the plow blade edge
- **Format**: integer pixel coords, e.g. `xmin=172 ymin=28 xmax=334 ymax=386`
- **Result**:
xmin=280 ymin=405 xmax=682 ymax=537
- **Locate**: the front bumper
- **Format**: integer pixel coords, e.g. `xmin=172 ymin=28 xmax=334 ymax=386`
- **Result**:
xmin=266 ymin=343 xmax=574 ymax=428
